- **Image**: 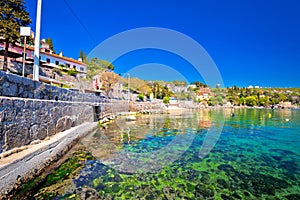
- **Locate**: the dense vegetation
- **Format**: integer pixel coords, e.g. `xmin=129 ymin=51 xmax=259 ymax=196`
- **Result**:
xmin=208 ymin=87 xmax=300 ymax=107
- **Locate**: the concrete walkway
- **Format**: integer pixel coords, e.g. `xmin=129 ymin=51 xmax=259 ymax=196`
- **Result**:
xmin=0 ymin=122 xmax=98 ymax=199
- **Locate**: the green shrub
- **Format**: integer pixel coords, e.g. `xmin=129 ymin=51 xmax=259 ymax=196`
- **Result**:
xmin=163 ymin=96 xmax=170 ymax=104
xmin=52 ymin=68 xmax=62 ymax=75
xmin=67 ymin=68 xmax=78 ymax=76
xmin=137 ymin=94 xmax=144 ymax=101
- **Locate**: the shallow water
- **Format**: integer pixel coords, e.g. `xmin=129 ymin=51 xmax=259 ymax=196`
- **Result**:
xmin=22 ymin=109 xmax=300 ymax=199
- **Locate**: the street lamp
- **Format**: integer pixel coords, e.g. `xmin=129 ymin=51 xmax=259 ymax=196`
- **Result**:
xmin=122 ymin=73 xmax=130 ymax=111
xmin=124 ymin=73 xmax=130 ymax=102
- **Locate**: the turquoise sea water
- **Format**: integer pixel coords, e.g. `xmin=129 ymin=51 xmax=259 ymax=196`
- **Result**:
xmin=50 ymin=109 xmax=300 ymax=199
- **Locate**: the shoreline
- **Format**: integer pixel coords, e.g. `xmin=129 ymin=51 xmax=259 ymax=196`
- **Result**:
xmin=0 ymin=122 xmax=98 ymax=199
xmin=1 ymin=106 xmax=299 ymax=198
xmin=97 ymin=103 xmax=300 ymax=127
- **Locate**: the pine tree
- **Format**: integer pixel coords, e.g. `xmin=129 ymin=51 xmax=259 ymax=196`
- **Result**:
xmin=46 ymin=37 xmax=55 ymax=53
xmin=79 ymin=50 xmax=88 ymax=63
xmin=83 ymin=52 xmax=87 ymax=63
xmin=0 ymin=0 xmax=31 ymax=71
xmin=79 ymin=50 xmax=83 ymax=61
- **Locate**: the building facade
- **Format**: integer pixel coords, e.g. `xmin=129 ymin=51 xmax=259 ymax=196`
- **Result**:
xmin=0 ymin=37 xmax=86 ymax=79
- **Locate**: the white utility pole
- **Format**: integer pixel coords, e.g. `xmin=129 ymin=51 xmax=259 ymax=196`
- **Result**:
xmin=33 ymin=0 xmax=42 ymax=81
xmin=20 ymin=26 xmax=31 ymax=77
xmin=22 ymin=36 xmax=26 ymax=77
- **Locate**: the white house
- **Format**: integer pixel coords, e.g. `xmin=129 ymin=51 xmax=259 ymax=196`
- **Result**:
xmin=0 ymin=37 xmax=87 ymax=78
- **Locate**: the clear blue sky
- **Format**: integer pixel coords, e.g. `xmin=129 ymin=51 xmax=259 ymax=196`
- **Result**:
xmin=26 ymin=0 xmax=300 ymax=87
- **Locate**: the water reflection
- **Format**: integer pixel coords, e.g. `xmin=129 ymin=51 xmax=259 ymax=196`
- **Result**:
xmin=17 ymin=109 xmax=300 ymax=199
xmin=198 ymin=109 xmax=212 ymax=129
xmin=76 ymin=109 xmax=299 ymax=199
xmin=82 ymin=112 xmax=217 ymax=172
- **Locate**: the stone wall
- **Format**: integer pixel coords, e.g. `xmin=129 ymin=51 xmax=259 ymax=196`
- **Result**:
xmin=0 ymin=71 xmax=99 ymax=153
xmin=0 ymin=70 xmax=98 ymax=102
xmin=0 ymin=98 xmax=94 ymax=153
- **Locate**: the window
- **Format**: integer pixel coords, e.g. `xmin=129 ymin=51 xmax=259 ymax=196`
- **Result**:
xmin=55 ymin=60 xmax=59 ymax=65
xmin=66 ymin=63 xmax=70 ymax=68
xmin=46 ymin=58 xmax=50 ymax=63
xmin=73 ymin=65 xmax=76 ymax=69
xmin=80 ymin=67 xmax=84 ymax=71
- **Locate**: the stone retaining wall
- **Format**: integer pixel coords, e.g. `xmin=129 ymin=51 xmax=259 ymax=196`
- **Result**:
xmin=0 ymin=71 xmax=98 ymax=153
xmin=0 ymin=97 xmax=94 ymax=153
xmin=0 ymin=70 xmax=98 ymax=102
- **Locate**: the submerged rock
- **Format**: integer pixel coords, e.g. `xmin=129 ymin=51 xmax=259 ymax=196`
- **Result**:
xmin=80 ymin=187 xmax=102 ymax=200
xmin=216 ymin=162 xmax=291 ymax=197
xmin=280 ymin=160 xmax=300 ymax=174
xmin=163 ymin=186 xmax=176 ymax=199
xmin=217 ymin=164 xmax=235 ymax=172
xmin=216 ymin=179 xmax=229 ymax=189
xmin=232 ymin=192 xmax=242 ymax=199
xmin=200 ymin=172 xmax=210 ymax=184
xmin=237 ymin=172 xmax=291 ymax=197
xmin=194 ymin=183 xmax=214 ymax=199
xmin=221 ymin=193 xmax=234 ymax=200
xmin=285 ymin=194 xmax=300 ymax=200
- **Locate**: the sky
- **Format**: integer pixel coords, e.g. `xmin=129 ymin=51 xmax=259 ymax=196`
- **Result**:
xmin=25 ymin=0 xmax=300 ymax=87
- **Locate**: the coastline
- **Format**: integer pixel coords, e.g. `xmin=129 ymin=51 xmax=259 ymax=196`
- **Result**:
xmin=98 ymin=102 xmax=299 ymax=127
xmin=2 ymin=105 xmax=299 ymax=198
xmin=0 ymin=123 xmax=98 ymax=199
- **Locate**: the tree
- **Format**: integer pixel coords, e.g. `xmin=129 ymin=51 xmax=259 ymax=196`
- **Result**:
xmin=208 ymin=97 xmax=218 ymax=106
xmin=192 ymin=81 xmax=207 ymax=88
xmin=216 ymin=95 xmax=224 ymax=105
xmin=86 ymin=58 xmax=115 ymax=80
xmin=245 ymin=95 xmax=258 ymax=106
xmin=173 ymin=80 xmax=187 ymax=86
xmin=163 ymin=96 xmax=170 ymax=104
xmin=137 ymin=94 xmax=144 ymax=101
xmin=278 ymin=93 xmax=287 ymax=102
xmin=239 ymin=96 xmax=246 ymax=105
xmin=83 ymin=53 xmax=87 ymax=64
xmin=258 ymin=96 xmax=269 ymax=106
xmin=79 ymin=50 xmax=88 ymax=63
xmin=79 ymin=50 xmax=83 ymax=61
xmin=226 ymin=95 xmax=235 ymax=104
xmin=0 ymin=0 xmax=31 ymax=71
xmin=100 ymin=71 xmax=120 ymax=97
xmin=45 ymin=37 xmax=55 ymax=53
xmin=121 ymin=77 xmax=152 ymax=96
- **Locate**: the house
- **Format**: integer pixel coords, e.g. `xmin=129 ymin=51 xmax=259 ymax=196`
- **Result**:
xmin=279 ymin=101 xmax=292 ymax=108
xmin=196 ymin=87 xmax=211 ymax=101
xmin=0 ymin=36 xmax=87 ymax=79
xmin=169 ymin=97 xmax=179 ymax=106
xmin=188 ymin=84 xmax=197 ymax=89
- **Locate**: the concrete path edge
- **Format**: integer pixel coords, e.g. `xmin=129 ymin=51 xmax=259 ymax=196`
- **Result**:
xmin=0 ymin=122 xmax=98 ymax=199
